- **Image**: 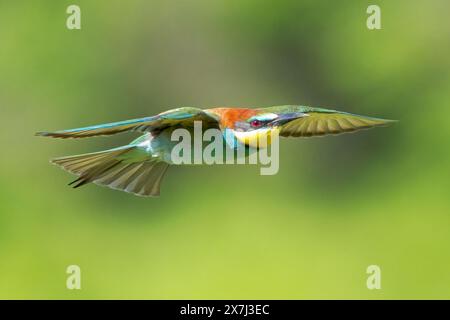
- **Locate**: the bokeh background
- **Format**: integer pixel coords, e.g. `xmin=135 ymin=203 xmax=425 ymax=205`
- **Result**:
xmin=0 ymin=0 xmax=449 ymax=299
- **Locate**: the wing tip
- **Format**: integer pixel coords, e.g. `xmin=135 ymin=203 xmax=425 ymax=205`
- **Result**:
xmin=35 ymin=131 xmax=71 ymax=139
xmin=35 ymin=131 xmax=50 ymax=137
xmin=369 ymin=117 xmax=398 ymax=126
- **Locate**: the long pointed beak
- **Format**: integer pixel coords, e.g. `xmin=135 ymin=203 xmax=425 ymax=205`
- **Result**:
xmin=271 ymin=112 xmax=308 ymax=126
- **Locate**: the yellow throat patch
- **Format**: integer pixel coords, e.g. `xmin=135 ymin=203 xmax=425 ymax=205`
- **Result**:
xmin=232 ymin=128 xmax=279 ymax=148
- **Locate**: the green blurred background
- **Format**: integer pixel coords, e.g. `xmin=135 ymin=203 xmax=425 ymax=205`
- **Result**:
xmin=0 ymin=0 xmax=449 ymax=299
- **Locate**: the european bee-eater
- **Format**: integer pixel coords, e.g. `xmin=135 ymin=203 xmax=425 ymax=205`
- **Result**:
xmin=36 ymin=105 xmax=395 ymax=197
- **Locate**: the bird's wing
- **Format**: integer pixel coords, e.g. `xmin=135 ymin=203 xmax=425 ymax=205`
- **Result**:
xmin=263 ymin=106 xmax=396 ymax=137
xmin=36 ymin=107 xmax=219 ymax=139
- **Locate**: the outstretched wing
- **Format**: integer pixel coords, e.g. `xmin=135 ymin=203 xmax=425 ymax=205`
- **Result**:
xmin=36 ymin=107 xmax=219 ymax=139
xmin=263 ymin=106 xmax=396 ymax=137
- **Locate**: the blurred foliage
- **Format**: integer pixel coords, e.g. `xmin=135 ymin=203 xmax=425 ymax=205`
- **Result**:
xmin=0 ymin=0 xmax=449 ymax=299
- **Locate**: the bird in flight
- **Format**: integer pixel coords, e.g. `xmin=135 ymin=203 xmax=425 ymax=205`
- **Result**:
xmin=36 ymin=105 xmax=395 ymax=197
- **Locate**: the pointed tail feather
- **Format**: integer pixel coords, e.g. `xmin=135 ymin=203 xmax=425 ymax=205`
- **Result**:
xmin=51 ymin=146 xmax=169 ymax=197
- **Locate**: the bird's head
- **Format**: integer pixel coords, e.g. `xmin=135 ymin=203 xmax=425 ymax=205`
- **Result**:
xmin=208 ymin=108 xmax=307 ymax=148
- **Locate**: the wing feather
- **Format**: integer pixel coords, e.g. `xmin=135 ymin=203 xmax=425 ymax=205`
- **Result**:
xmin=36 ymin=107 xmax=219 ymax=139
xmin=279 ymin=111 xmax=396 ymax=138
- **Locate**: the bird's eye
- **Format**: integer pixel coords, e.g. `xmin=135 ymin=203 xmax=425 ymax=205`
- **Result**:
xmin=250 ymin=119 xmax=263 ymax=128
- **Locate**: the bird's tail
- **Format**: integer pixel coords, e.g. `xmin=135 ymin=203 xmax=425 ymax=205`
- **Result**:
xmin=51 ymin=145 xmax=169 ymax=197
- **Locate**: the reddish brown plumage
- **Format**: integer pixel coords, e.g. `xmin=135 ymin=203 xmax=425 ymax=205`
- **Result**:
xmin=206 ymin=108 xmax=258 ymax=129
